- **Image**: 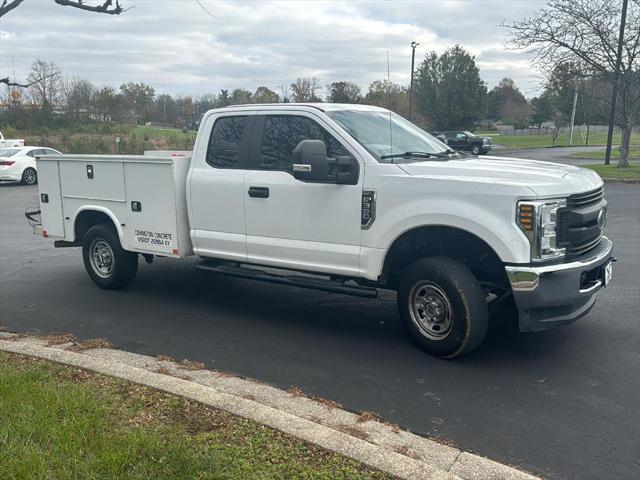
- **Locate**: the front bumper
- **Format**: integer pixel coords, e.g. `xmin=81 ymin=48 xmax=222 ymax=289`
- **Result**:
xmin=505 ymin=237 xmax=613 ymax=332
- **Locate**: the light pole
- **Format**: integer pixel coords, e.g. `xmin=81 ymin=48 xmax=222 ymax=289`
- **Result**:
xmin=409 ymin=41 xmax=419 ymax=121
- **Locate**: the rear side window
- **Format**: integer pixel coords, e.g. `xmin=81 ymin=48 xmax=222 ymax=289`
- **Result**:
xmin=206 ymin=116 xmax=246 ymax=168
xmin=259 ymin=115 xmax=351 ymax=171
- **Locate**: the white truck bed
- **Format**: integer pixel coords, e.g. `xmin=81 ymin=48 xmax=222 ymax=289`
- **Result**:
xmin=37 ymin=153 xmax=193 ymax=258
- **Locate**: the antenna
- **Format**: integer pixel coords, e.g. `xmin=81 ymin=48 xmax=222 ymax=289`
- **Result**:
xmin=386 ymin=50 xmax=393 ymax=154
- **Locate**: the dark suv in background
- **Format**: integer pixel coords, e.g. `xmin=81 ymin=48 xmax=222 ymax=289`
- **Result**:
xmin=432 ymin=131 xmax=493 ymax=155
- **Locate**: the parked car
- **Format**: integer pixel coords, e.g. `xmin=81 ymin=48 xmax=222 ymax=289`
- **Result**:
xmin=432 ymin=131 xmax=493 ymax=155
xmin=32 ymin=104 xmax=613 ymax=358
xmin=0 ymin=146 xmax=61 ymax=185
xmin=0 ymin=131 xmax=25 ymax=148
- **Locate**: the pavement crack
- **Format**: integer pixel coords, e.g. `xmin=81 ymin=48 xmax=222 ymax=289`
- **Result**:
xmin=447 ymin=450 xmax=462 ymax=472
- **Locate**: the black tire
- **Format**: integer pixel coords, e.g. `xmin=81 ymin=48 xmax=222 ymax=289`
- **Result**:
xmin=82 ymin=224 xmax=138 ymax=290
xmin=471 ymin=144 xmax=481 ymax=155
xmin=397 ymin=257 xmax=488 ymax=358
xmin=21 ymin=167 xmax=37 ymax=185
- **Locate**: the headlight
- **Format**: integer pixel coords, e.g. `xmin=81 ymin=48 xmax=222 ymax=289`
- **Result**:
xmin=517 ymin=199 xmax=566 ymax=262
xmin=482 ymin=138 xmax=490 ymax=144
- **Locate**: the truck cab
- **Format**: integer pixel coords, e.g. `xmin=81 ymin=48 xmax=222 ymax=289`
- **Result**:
xmin=33 ymin=104 xmax=614 ymax=358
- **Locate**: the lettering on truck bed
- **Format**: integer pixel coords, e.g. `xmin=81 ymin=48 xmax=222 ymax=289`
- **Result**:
xmin=134 ymin=229 xmax=174 ymax=248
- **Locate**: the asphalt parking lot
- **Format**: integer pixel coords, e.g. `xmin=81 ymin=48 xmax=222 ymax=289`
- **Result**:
xmin=1 ymin=181 xmax=638 ymax=480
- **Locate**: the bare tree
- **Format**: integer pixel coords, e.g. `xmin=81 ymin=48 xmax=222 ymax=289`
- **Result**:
xmin=27 ymin=60 xmax=62 ymax=108
xmin=290 ymin=77 xmax=322 ymax=102
xmin=277 ymin=84 xmax=290 ymax=103
xmin=505 ymin=0 xmax=640 ymax=167
xmin=0 ymin=0 xmax=127 ymax=17
xmin=63 ymin=77 xmax=95 ymax=117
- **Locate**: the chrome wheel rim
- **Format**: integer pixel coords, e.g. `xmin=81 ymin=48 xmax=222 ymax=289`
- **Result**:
xmin=90 ymin=239 xmax=114 ymax=278
xmin=24 ymin=169 xmax=37 ymax=185
xmin=408 ymin=281 xmax=453 ymax=340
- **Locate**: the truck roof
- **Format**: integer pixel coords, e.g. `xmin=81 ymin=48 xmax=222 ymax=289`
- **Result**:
xmin=220 ymin=103 xmax=388 ymax=113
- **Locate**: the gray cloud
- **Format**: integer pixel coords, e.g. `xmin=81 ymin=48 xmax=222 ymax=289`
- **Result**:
xmin=0 ymin=0 xmax=544 ymax=98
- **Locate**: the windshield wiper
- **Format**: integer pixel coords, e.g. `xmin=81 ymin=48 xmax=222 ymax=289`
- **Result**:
xmin=380 ymin=151 xmax=449 ymax=161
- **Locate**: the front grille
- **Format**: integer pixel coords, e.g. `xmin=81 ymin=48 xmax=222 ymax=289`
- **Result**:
xmin=559 ymin=187 xmax=606 ymax=260
xmin=566 ymin=186 xmax=604 ymax=209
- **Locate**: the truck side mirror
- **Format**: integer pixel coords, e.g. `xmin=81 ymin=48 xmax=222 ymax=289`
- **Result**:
xmin=292 ymin=139 xmax=330 ymax=182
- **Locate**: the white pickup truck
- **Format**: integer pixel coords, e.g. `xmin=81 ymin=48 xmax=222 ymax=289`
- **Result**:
xmin=32 ymin=104 xmax=614 ymax=358
xmin=0 ymin=131 xmax=25 ymax=148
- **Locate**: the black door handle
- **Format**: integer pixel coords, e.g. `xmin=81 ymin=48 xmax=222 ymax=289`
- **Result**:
xmin=248 ymin=186 xmax=269 ymax=198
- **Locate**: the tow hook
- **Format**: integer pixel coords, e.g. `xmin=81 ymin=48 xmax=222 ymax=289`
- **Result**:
xmin=142 ymin=254 xmax=154 ymax=264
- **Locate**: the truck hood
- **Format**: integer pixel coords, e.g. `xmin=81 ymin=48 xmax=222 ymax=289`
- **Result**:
xmin=397 ymin=155 xmax=602 ymax=197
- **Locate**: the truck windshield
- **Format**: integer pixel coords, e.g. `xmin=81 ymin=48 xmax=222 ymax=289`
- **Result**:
xmin=326 ymin=109 xmax=451 ymax=163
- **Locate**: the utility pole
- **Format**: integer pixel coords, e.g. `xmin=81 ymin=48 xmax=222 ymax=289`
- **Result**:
xmin=569 ymin=84 xmax=578 ymax=146
xmin=409 ymin=41 xmax=419 ymax=121
xmin=604 ymin=0 xmax=628 ymax=165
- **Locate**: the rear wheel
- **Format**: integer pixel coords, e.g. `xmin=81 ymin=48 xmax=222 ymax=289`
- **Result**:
xmin=21 ymin=167 xmax=37 ymax=185
xmin=397 ymin=257 xmax=488 ymax=358
xmin=82 ymin=224 xmax=138 ymax=289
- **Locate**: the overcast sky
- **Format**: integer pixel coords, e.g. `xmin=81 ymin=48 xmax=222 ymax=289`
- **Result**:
xmin=0 ymin=0 xmax=545 ymax=99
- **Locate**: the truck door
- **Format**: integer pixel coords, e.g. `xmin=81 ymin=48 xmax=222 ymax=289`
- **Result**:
xmin=188 ymin=113 xmax=255 ymax=261
xmin=244 ymin=113 xmax=363 ymax=277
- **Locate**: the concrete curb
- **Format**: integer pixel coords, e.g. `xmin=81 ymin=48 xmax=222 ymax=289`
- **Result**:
xmin=0 ymin=334 xmax=539 ymax=480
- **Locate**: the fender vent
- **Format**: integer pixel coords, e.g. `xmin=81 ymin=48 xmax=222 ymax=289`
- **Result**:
xmin=361 ymin=191 xmax=376 ymax=229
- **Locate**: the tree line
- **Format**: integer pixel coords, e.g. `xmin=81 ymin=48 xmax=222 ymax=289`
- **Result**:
xmin=0 ymin=48 xmax=618 ymax=136
xmin=1 ymin=0 xmax=636 ymax=166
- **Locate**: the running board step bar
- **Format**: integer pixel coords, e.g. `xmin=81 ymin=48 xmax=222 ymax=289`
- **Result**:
xmin=197 ymin=261 xmax=378 ymax=298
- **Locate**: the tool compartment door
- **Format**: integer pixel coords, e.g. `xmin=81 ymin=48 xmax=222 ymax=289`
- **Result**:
xmin=36 ymin=159 xmax=65 ymax=238
xmin=124 ymin=162 xmax=179 ymax=255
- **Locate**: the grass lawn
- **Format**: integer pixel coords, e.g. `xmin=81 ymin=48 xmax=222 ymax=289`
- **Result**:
xmin=570 ymin=148 xmax=640 ymax=159
xmin=0 ymin=351 xmax=391 ymax=480
xmin=581 ymin=164 xmax=640 ymax=180
xmin=475 ymin=131 xmax=640 ymax=149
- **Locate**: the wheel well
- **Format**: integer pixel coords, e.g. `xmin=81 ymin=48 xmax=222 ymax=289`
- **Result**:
xmin=381 ymin=226 xmax=509 ymax=290
xmin=74 ymin=210 xmax=116 ymax=242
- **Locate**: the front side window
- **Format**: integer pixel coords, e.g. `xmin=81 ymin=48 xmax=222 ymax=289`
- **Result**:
xmin=206 ymin=116 xmax=246 ymax=168
xmin=259 ymin=115 xmax=351 ymax=171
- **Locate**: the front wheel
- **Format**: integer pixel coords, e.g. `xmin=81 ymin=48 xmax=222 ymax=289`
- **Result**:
xmin=471 ymin=144 xmax=481 ymax=155
xmin=82 ymin=224 xmax=138 ymax=290
xmin=21 ymin=167 xmax=37 ymax=185
xmin=397 ymin=257 xmax=488 ymax=358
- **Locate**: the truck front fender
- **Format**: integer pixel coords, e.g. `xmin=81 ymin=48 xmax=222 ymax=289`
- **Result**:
xmin=360 ymin=196 xmax=531 ymax=281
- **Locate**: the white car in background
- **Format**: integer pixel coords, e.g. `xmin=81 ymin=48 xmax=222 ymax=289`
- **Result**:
xmin=0 ymin=146 xmax=61 ymax=185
